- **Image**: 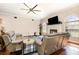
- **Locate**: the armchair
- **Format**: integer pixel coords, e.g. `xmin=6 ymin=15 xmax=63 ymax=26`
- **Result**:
xmin=2 ymin=34 xmax=23 ymax=54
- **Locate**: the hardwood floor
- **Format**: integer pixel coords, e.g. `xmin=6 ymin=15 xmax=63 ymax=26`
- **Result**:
xmin=0 ymin=49 xmax=10 ymax=55
xmin=0 ymin=42 xmax=79 ymax=55
xmin=53 ymin=43 xmax=79 ymax=55
xmin=0 ymin=49 xmax=22 ymax=55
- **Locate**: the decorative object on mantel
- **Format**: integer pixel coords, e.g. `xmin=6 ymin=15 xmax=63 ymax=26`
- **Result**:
xmin=21 ymin=3 xmax=41 ymax=14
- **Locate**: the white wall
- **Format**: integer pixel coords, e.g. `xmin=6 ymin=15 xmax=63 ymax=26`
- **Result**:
xmin=0 ymin=13 xmax=40 ymax=36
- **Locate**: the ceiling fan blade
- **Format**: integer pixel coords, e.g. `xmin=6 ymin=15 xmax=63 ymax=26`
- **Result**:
xmin=23 ymin=3 xmax=30 ymax=9
xmin=33 ymin=10 xmax=41 ymax=12
xmin=31 ymin=5 xmax=38 ymax=10
xmin=20 ymin=8 xmax=29 ymax=10
xmin=32 ymin=11 xmax=36 ymax=14
xmin=27 ymin=11 xmax=31 ymax=14
xmin=27 ymin=10 xmax=36 ymax=14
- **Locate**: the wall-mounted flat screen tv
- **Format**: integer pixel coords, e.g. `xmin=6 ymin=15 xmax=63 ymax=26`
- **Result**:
xmin=48 ymin=16 xmax=62 ymax=25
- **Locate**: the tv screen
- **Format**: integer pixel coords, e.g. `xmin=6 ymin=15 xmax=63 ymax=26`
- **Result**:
xmin=48 ymin=16 xmax=61 ymax=25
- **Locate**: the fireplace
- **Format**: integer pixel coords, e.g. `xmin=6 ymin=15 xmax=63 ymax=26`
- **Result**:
xmin=50 ymin=29 xmax=57 ymax=34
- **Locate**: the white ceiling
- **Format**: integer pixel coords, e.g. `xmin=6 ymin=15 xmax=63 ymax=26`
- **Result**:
xmin=0 ymin=0 xmax=79 ymax=3
xmin=0 ymin=3 xmax=78 ymax=20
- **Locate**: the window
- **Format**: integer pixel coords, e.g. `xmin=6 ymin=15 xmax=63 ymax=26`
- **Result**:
xmin=65 ymin=16 xmax=79 ymax=38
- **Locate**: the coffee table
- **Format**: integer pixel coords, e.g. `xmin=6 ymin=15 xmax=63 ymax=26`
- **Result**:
xmin=22 ymin=38 xmax=35 ymax=54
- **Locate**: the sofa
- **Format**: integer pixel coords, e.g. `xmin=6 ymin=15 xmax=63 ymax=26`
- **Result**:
xmin=36 ymin=33 xmax=70 ymax=55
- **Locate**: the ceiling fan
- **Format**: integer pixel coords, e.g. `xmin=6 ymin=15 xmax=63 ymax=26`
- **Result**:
xmin=21 ymin=3 xmax=41 ymax=14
